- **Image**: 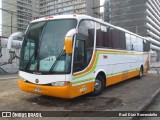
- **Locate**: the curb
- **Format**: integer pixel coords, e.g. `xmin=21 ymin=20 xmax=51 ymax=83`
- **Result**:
xmin=131 ymin=88 xmax=160 ymax=120
xmin=148 ymin=71 xmax=159 ymax=74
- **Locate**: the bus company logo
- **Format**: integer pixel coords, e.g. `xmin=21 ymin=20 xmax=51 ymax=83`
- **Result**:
xmin=35 ymin=79 xmax=39 ymax=83
xmin=2 ymin=112 xmax=11 ymax=117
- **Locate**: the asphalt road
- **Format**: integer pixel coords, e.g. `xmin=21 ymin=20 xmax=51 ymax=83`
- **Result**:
xmin=0 ymin=73 xmax=160 ymax=120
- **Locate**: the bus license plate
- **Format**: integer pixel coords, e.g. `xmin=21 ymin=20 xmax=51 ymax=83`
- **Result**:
xmin=34 ymin=88 xmax=41 ymax=92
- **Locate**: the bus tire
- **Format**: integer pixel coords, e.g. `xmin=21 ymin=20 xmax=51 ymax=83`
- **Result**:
xmin=92 ymin=75 xmax=105 ymax=96
xmin=137 ymin=66 xmax=143 ymax=79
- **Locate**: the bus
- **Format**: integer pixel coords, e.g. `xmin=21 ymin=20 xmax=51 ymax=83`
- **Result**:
xmin=18 ymin=15 xmax=149 ymax=98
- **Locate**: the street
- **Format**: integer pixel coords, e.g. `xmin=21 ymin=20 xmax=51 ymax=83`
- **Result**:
xmin=0 ymin=73 xmax=160 ymax=120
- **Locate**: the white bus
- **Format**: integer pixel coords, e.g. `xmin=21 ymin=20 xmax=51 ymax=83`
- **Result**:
xmin=18 ymin=15 xmax=149 ymax=98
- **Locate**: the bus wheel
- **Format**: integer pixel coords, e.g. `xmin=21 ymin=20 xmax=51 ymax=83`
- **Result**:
xmin=92 ymin=75 xmax=105 ymax=96
xmin=137 ymin=66 xmax=143 ymax=79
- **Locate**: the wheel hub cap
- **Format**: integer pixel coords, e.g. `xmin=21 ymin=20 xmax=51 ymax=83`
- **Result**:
xmin=95 ymin=80 xmax=101 ymax=91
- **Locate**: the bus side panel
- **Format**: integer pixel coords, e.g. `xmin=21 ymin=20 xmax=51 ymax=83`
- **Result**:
xmin=106 ymin=69 xmax=139 ymax=86
xmin=95 ymin=49 xmax=149 ymax=87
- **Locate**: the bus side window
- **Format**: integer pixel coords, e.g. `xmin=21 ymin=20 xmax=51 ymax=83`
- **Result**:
xmin=125 ymin=33 xmax=131 ymax=50
xmin=131 ymin=35 xmax=136 ymax=51
xmin=136 ymin=37 xmax=143 ymax=52
xmin=131 ymin=44 xmax=134 ymax=50
xmin=74 ymin=39 xmax=85 ymax=63
xmin=111 ymin=28 xmax=126 ymax=49
xmin=143 ymin=40 xmax=150 ymax=52
xmin=96 ymin=23 xmax=111 ymax=48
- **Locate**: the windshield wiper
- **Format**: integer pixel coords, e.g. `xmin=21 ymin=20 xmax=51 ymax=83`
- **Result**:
xmin=49 ymin=50 xmax=65 ymax=72
xmin=25 ymin=51 xmax=36 ymax=71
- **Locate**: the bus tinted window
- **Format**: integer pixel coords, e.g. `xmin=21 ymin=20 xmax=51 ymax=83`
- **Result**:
xmin=126 ymin=33 xmax=131 ymax=50
xmin=111 ymin=28 xmax=126 ymax=49
xmin=96 ymin=23 xmax=111 ymax=48
xmin=136 ymin=37 xmax=143 ymax=51
xmin=126 ymin=33 xmax=144 ymax=52
xmin=131 ymin=35 xmax=137 ymax=50
xmin=143 ymin=40 xmax=150 ymax=52
xmin=96 ymin=23 xmax=126 ymax=49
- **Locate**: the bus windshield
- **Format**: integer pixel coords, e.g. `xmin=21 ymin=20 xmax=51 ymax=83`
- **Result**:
xmin=19 ymin=19 xmax=77 ymax=73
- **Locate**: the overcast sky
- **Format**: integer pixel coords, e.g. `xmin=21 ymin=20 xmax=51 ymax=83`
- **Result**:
xmin=100 ymin=0 xmax=105 ymax=12
xmin=101 ymin=0 xmax=105 ymax=4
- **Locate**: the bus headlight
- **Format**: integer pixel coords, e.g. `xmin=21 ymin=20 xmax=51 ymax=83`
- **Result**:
xmin=51 ymin=81 xmax=70 ymax=86
xmin=19 ymin=77 xmax=26 ymax=82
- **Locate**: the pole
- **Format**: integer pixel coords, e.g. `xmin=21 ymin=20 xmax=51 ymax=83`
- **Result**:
xmin=0 ymin=36 xmax=2 ymax=57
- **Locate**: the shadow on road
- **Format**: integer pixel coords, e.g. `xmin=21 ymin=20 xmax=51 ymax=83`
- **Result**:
xmin=25 ymin=95 xmax=123 ymax=111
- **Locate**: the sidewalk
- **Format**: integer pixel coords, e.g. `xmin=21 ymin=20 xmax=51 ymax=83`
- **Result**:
xmin=140 ymin=95 xmax=160 ymax=120
xmin=0 ymin=73 xmax=18 ymax=80
xmin=150 ymin=62 xmax=160 ymax=68
xmin=149 ymin=62 xmax=160 ymax=74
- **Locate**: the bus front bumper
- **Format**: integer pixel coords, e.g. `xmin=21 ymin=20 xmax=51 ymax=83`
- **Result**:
xmin=18 ymin=80 xmax=73 ymax=99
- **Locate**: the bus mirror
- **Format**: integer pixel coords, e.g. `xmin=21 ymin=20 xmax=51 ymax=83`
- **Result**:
xmin=7 ymin=32 xmax=24 ymax=50
xmin=7 ymin=36 xmax=13 ymax=50
xmin=65 ymin=29 xmax=77 ymax=54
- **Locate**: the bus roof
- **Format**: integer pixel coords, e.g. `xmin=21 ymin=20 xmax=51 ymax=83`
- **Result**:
xmin=31 ymin=14 xmax=148 ymax=41
xmin=30 ymin=14 xmax=92 ymax=23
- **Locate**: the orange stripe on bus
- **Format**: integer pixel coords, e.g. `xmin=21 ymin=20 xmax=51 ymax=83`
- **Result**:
xmin=73 ymin=51 xmax=97 ymax=77
xmin=106 ymin=69 xmax=139 ymax=86
xmin=145 ymin=55 xmax=149 ymax=66
xmin=98 ymin=49 xmax=148 ymax=54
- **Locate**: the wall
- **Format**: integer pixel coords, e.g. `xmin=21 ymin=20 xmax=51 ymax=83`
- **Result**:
xmin=0 ymin=38 xmax=21 ymax=73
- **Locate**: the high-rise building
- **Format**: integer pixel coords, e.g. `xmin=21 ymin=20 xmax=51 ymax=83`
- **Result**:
xmin=37 ymin=0 xmax=100 ymax=18
xmin=1 ymin=0 xmax=100 ymax=37
xmin=104 ymin=0 xmax=160 ymax=61
xmin=1 ymin=0 xmax=38 ymax=37
xmin=104 ymin=0 xmax=110 ymax=22
xmin=2 ymin=0 xmax=17 ymax=37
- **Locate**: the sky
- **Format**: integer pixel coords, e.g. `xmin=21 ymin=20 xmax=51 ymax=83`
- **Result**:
xmin=100 ymin=0 xmax=105 ymax=12
xmin=101 ymin=0 xmax=105 ymax=5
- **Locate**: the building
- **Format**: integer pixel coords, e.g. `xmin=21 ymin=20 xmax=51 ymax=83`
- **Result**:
xmin=104 ymin=0 xmax=160 ymax=61
xmin=1 ymin=0 xmax=38 ymax=37
xmin=1 ymin=0 xmax=100 ymax=37
xmin=37 ymin=0 xmax=100 ymax=18
xmin=104 ymin=0 xmax=110 ymax=22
